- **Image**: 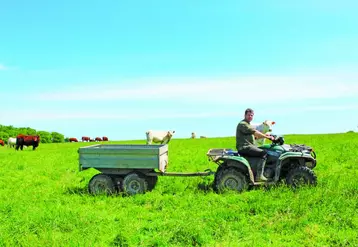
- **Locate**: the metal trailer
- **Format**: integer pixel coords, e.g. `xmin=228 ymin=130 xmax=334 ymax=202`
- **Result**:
xmin=78 ymin=144 xmax=214 ymax=195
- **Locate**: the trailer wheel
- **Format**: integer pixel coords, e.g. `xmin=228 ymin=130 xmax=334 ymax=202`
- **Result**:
xmin=111 ymin=175 xmax=124 ymax=192
xmin=146 ymin=176 xmax=158 ymax=191
xmin=123 ymin=173 xmax=148 ymax=195
xmin=88 ymin=174 xmax=116 ymax=195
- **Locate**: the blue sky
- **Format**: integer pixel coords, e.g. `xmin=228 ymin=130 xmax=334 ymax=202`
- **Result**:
xmin=1 ymin=1 xmax=358 ymax=140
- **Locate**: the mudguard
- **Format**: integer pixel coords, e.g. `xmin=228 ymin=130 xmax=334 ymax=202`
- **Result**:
xmin=279 ymin=152 xmax=316 ymax=168
xmin=219 ymin=156 xmax=255 ymax=183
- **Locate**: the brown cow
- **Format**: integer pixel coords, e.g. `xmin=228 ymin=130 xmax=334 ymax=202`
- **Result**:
xmin=16 ymin=134 xmax=40 ymax=150
xmin=95 ymin=137 xmax=102 ymax=142
xmin=0 ymin=140 xmax=4 ymax=146
xmin=82 ymin=136 xmax=90 ymax=142
xmin=69 ymin=137 xmax=78 ymax=142
xmin=102 ymin=136 xmax=108 ymax=141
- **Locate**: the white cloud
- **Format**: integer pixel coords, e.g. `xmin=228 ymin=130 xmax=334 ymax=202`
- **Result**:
xmin=31 ymin=75 xmax=358 ymax=106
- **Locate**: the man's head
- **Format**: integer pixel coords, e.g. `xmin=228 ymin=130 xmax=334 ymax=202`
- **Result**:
xmin=244 ymin=108 xmax=254 ymax=123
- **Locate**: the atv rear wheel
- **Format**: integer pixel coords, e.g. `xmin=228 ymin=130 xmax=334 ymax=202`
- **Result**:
xmin=214 ymin=167 xmax=248 ymax=193
xmin=286 ymin=166 xmax=317 ymax=188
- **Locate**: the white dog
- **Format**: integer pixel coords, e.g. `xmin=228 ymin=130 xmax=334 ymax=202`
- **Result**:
xmin=252 ymin=120 xmax=275 ymax=146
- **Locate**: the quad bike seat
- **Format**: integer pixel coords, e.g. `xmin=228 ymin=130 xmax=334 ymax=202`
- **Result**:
xmin=224 ymin=150 xmax=239 ymax=156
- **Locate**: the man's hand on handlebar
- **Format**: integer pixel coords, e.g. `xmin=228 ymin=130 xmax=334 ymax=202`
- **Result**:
xmin=266 ymin=134 xmax=275 ymax=141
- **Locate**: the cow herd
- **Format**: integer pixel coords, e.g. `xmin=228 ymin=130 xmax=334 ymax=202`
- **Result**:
xmin=67 ymin=136 xmax=109 ymax=142
xmin=0 ymin=135 xmax=41 ymax=151
xmin=0 ymin=120 xmax=275 ymax=151
xmin=0 ymin=134 xmax=110 ymax=151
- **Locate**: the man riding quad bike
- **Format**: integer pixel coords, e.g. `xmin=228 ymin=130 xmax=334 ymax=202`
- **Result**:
xmin=207 ymin=135 xmax=317 ymax=193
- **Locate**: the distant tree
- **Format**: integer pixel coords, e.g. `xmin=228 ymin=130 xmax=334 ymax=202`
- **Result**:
xmin=7 ymin=130 xmax=17 ymax=138
xmin=64 ymin=137 xmax=70 ymax=142
xmin=17 ymin=127 xmax=36 ymax=135
xmin=27 ymin=127 xmax=37 ymax=135
xmin=0 ymin=131 xmax=9 ymax=142
xmin=37 ymin=131 xmax=52 ymax=143
xmin=0 ymin=124 xmax=66 ymax=143
xmin=51 ymin=132 xmax=64 ymax=143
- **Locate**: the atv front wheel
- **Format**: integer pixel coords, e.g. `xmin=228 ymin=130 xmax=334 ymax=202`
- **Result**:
xmin=286 ymin=166 xmax=317 ymax=188
xmin=214 ymin=167 xmax=248 ymax=193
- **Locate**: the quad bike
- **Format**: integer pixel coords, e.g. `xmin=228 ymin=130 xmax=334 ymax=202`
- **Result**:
xmin=207 ymin=136 xmax=317 ymax=193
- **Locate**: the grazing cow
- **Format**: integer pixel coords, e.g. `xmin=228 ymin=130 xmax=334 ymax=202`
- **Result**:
xmin=7 ymin=137 xmax=17 ymax=148
xmin=95 ymin=137 xmax=102 ymax=142
xmin=252 ymin=120 xmax=276 ymax=146
xmin=200 ymin=136 xmax=207 ymax=138
xmin=146 ymin=130 xmax=175 ymax=145
xmin=89 ymin=139 xmax=95 ymax=142
xmin=69 ymin=137 xmax=78 ymax=142
xmin=102 ymin=136 xmax=108 ymax=141
xmin=16 ymin=135 xmax=40 ymax=150
xmin=191 ymin=132 xmax=196 ymax=139
xmin=82 ymin=136 xmax=90 ymax=142
xmin=0 ymin=140 xmax=4 ymax=146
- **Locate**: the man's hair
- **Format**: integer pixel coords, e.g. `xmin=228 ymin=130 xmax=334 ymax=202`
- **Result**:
xmin=245 ymin=108 xmax=254 ymax=115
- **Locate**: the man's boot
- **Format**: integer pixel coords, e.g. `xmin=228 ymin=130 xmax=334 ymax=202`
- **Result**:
xmin=256 ymin=158 xmax=268 ymax=182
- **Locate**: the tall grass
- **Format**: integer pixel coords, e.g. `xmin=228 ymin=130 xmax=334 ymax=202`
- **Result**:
xmin=0 ymin=133 xmax=357 ymax=246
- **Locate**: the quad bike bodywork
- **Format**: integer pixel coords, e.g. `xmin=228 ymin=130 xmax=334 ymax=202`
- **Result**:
xmin=207 ymin=136 xmax=317 ymax=193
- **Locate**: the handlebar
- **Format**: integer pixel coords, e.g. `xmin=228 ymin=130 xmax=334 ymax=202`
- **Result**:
xmin=270 ymin=135 xmax=285 ymax=145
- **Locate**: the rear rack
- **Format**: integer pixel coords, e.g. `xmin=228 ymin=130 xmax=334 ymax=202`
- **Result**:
xmin=206 ymin=148 xmax=238 ymax=162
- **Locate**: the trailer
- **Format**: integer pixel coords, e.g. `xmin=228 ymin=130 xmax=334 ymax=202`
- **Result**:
xmin=78 ymin=144 xmax=214 ymax=195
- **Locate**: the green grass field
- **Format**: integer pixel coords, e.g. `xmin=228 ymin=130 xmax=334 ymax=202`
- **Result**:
xmin=0 ymin=133 xmax=357 ymax=247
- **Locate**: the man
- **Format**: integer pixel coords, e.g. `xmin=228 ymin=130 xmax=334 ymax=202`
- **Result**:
xmin=236 ymin=108 xmax=275 ymax=181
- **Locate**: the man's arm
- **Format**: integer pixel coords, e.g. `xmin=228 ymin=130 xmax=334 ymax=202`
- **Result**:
xmin=238 ymin=122 xmax=256 ymax=135
xmin=254 ymin=130 xmax=274 ymax=140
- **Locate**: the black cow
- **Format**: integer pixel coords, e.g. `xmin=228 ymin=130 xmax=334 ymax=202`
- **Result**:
xmin=16 ymin=135 xmax=40 ymax=151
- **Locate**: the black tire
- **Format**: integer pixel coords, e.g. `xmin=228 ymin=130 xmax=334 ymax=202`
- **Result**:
xmin=88 ymin=174 xmax=116 ymax=195
xmin=214 ymin=167 xmax=248 ymax=193
xmin=123 ymin=173 xmax=148 ymax=195
xmin=213 ymin=166 xmax=224 ymax=190
xmin=146 ymin=176 xmax=158 ymax=191
xmin=111 ymin=175 xmax=125 ymax=193
xmin=286 ymin=166 xmax=317 ymax=188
